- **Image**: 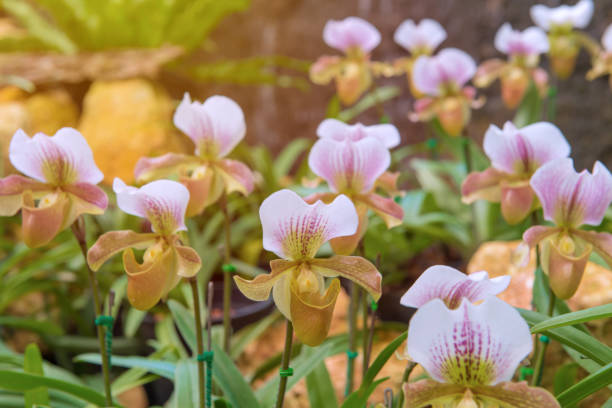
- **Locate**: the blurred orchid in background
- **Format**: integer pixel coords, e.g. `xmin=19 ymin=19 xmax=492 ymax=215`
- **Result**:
xmin=88 ymin=179 xmax=201 ymax=310
xmin=462 ymin=121 xmax=570 ymax=225
xmin=0 ymin=128 xmax=107 ymax=248
xmin=530 ymin=0 xmax=594 ymax=79
xmin=400 ymin=265 xmax=510 ymax=309
xmin=234 ymin=189 xmax=381 ymax=346
xmin=404 ymin=296 xmax=559 ymax=407
xmin=307 ymin=120 xmax=404 ymax=254
xmin=586 ymin=23 xmax=612 ymax=88
xmin=392 ymin=18 xmax=447 ymax=97
xmin=135 ymin=93 xmax=254 ymax=216
xmin=475 ymin=23 xmax=549 ymax=109
xmin=410 ymin=48 xmax=481 ymax=136
xmin=310 ymin=17 xmax=382 ymax=106
xmin=523 ymin=158 xmax=612 ymax=299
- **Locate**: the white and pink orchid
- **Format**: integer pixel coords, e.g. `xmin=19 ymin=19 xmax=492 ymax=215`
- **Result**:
xmin=134 ymin=93 xmax=254 ymax=216
xmin=393 ymin=19 xmax=446 ymax=57
xmin=462 ymin=121 xmax=570 ymax=224
xmin=410 ymin=48 xmax=480 ymax=136
xmin=531 ymin=0 xmax=594 ymax=79
xmin=586 ymin=23 xmax=612 ymax=89
xmin=307 ymin=122 xmax=404 ymax=254
xmin=400 ymin=265 xmax=510 ymax=309
xmin=234 ymin=189 xmax=381 ymax=346
xmin=475 ymin=23 xmax=549 ymax=108
xmin=87 ymin=178 xmax=201 ymax=310
xmin=523 ymin=158 xmax=612 ymax=299
xmin=310 ymin=17 xmax=383 ymax=106
xmin=404 ymin=296 xmax=559 ymax=407
xmin=0 ymin=128 xmax=107 ymax=248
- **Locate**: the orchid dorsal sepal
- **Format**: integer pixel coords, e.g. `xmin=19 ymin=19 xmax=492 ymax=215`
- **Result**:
xmin=393 ymin=19 xmax=446 ymax=56
xmin=530 ymin=0 xmax=593 ymax=32
xmin=0 ymin=128 xmax=107 ymax=248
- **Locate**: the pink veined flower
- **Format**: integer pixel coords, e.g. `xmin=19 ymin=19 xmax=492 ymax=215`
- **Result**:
xmin=495 ymin=23 xmax=549 ymax=57
xmin=307 ymin=128 xmax=404 ymax=255
xmin=404 ymin=296 xmax=559 ymax=407
xmin=310 ymin=17 xmax=381 ymax=106
xmin=87 ymin=178 xmax=201 ymax=310
xmin=400 ymin=265 xmax=510 ymax=309
xmin=523 ymin=158 xmax=612 ymax=299
xmin=134 ymin=93 xmax=254 ymax=217
xmin=0 ymin=128 xmax=107 ymax=248
xmin=393 ymin=19 xmax=447 ymax=56
xmin=530 ymin=0 xmax=593 ymax=31
xmin=317 ymin=118 xmax=400 ymax=148
xmin=234 ymin=189 xmax=382 ymax=346
xmin=462 ymin=121 xmax=570 ymax=224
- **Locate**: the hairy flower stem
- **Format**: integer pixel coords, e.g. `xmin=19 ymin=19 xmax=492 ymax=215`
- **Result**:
xmin=219 ymin=193 xmax=232 ymax=353
xmin=71 ymin=218 xmax=112 ymax=407
xmin=532 ymin=293 xmax=556 ymax=386
xmin=275 ymin=320 xmax=294 ymax=408
xmin=190 ymin=279 xmax=206 ymax=408
xmin=396 ymin=361 xmax=418 ymax=408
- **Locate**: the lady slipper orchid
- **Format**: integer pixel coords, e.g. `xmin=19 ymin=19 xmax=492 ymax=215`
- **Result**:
xmin=410 ymin=48 xmax=481 ymax=136
xmin=134 ymin=93 xmax=254 ymax=217
xmin=404 ymin=296 xmax=559 ymax=408
xmin=530 ymin=0 xmax=594 ymax=79
xmin=87 ymin=178 xmax=201 ymax=310
xmin=307 ymin=128 xmax=404 ymax=255
xmin=317 ymin=118 xmax=400 ymax=148
xmin=310 ymin=17 xmax=382 ymax=106
xmin=400 ymin=265 xmax=510 ymax=309
xmin=0 ymin=128 xmax=107 ymax=248
xmin=523 ymin=158 xmax=612 ymax=299
xmin=475 ymin=23 xmax=549 ymax=109
xmin=234 ymin=189 xmax=382 ymax=346
xmin=586 ymin=24 xmax=612 ymax=89
xmin=392 ymin=19 xmax=447 ymax=98
xmin=462 ymin=121 xmax=570 ymax=225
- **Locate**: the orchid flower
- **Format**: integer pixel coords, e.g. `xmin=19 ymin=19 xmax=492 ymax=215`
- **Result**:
xmin=462 ymin=121 xmax=570 ymax=225
xmin=234 ymin=189 xmax=382 ymax=346
xmin=310 ymin=17 xmax=383 ymax=106
xmin=392 ymin=19 xmax=447 ymax=98
xmin=87 ymin=178 xmax=201 ymax=310
xmin=523 ymin=158 xmax=612 ymax=299
xmin=307 ymin=124 xmax=404 ymax=254
xmin=410 ymin=48 xmax=481 ymax=136
xmin=475 ymin=23 xmax=549 ymax=109
xmin=400 ymin=265 xmax=510 ymax=309
xmin=0 ymin=128 xmax=107 ymax=248
xmin=586 ymin=24 xmax=612 ymax=89
xmin=134 ymin=93 xmax=254 ymax=217
xmin=531 ymin=0 xmax=594 ymax=79
xmin=404 ymin=296 xmax=559 ymax=408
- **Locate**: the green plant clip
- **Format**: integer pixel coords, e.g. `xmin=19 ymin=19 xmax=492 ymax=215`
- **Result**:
xmin=539 ymin=335 xmax=550 ymax=344
xmin=519 ymin=366 xmax=534 ymax=381
xmin=222 ymin=263 xmax=237 ymax=273
xmin=370 ymin=301 xmax=378 ymax=312
xmin=94 ymin=315 xmax=114 ymax=368
xmin=197 ymin=351 xmax=214 ymax=408
xmin=279 ymin=367 xmax=293 ymax=377
xmin=425 ymin=138 xmax=437 ymax=150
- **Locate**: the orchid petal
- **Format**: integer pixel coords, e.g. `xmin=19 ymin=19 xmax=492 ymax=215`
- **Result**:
xmin=113 ymin=178 xmax=189 ymax=235
xmin=531 ymin=0 xmax=593 ymax=30
xmin=21 ymin=190 xmax=68 ymax=248
xmin=174 ymin=243 xmax=201 ymax=278
xmin=9 ymin=128 xmax=103 ymax=185
xmin=461 ymin=167 xmax=504 ymax=204
xmin=573 ymin=229 xmax=612 ymax=269
xmin=407 ymin=297 xmax=532 ymax=386
xmin=523 ymin=225 xmax=561 ymax=248
xmin=124 ymin=246 xmax=176 ymax=310
xmin=547 ymin=236 xmax=591 ymax=299
xmin=400 ymin=265 xmax=510 ymax=309
xmin=500 ymin=183 xmax=534 ymax=225
xmin=412 ymin=48 xmax=476 ymax=96
xmin=403 ymin=380 xmax=468 ymax=408
xmin=0 ymin=175 xmax=49 ymax=216
xmin=234 ymin=259 xmax=298 ymax=302
xmin=309 ymin=255 xmax=381 ymax=300
xmin=290 ymin=276 xmax=341 ymax=346
xmin=358 ymin=193 xmax=403 ymax=228
xmin=134 ymin=153 xmax=200 ymax=183
xmin=323 ymin=17 xmax=380 ymax=54
xmin=63 ymin=183 xmax=108 ymax=214
xmin=309 ymin=138 xmax=390 ymax=194
xmin=87 ymin=230 xmax=158 ymax=271
xmin=260 ymin=190 xmax=358 ymax=260
xmin=375 ymin=171 xmax=400 ymax=195
xmin=473 ymin=58 xmax=506 ymax=88
xmin=316 ymin=119 xmax=400 ymax=149
xmin=217 ymin=158 xmax=255 ymax=196
xmin=309 ymin=56 xmax=343 ymax=85
xmin=495 ymin=23 xmax=548 ymax=56
xmin=181 ymin=167 xmax=224 ymax=217
xmin=393 ymin=19 xmax=446 ymax=54
xmin=272 ymin=274 xmax=292 ymax=319
xmin=329 ymin=202 xmax=368 ymax=255
xmin=603 ymin=23 xmax=612 ymax=52
xmin=473 ymin=381 xmax=560 ymax=408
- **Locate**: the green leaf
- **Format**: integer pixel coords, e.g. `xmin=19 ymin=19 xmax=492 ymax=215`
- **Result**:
xmin=74 ymin=353 xmax=175 ymax=379
xmin=554 ymin=363 xmax=579 ymax=398
xmin=23 ymin=344 xmax=49 ymax=408
xmin=337 ymin=86 xmax=400 ymax=123
xmin=513 ymin=81 xmax=542 ymax=128
xmin=531 ymin=303 xmax=612 ymax=333
xmin=556 ymin=362 xmax=612 ymax=407
xmin=341 ymin=377 xmax=388 ymax=408
xmin=326 ymin=94 xmax=341 ymax=118
xmin=124 ymin=308 xmax=147 ymax=338
xmin=212 ymin=342 xmax=261 ymax=408
xmin=0 ymin=317 xmax=63 ymax=336
xmin=274 ymin=138 xmax=311 ymax=181
xmin=305 ymin=353 xmax=337 ymax=408
xmin=173 ymin=359 xmax=199 ymax=408
xmin=0 ymin=370 xmax=117 ymax=407
xmin=230 ymin=311 xmax=281 ymax=359
xmin=167 ymin=299 xmax=197 ymax=353
xmin=362 ymin=331 xmax=407 ymax=388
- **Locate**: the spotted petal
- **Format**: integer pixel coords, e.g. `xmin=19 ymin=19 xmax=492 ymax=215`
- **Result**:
xmin=234 ymin=259 xmax=298 ymax=303
xmin=310 ymin=255 xmax=382 ymax=300
xmin=134 ymin=153 xmax=200 ymax=183
xmin=393 ymin=19 xmax=446 ymax=54
xmin=407 ymin=297 xmax=532 ymax=386
xmin=217 ymin=158 xmax=255 ymax=196
xmin=323 ymin=17 xmax=381 ymax=54
xmin=473 ymin=381 xmax=560 ymax=408
xmin=531 ymin=158 xmax=612 ymax=227
xmin=174 ymin=93 xmax=246 ymax=158
xmin=9 ymin=128 xmax=103 ymax=186
xmin=412 ymin=48 xmax=476 ymax=96
xmin=494 ymin=23 xmax=549 ymax=56
xmin=0 ymin=175 xmax=49 ymax=216
xmin=316 ymin=119 xmax=400 ymax=148
xmin=87 ymin=230 xmax=158 ymax=271
xmin=530 ymin=0 xmax=593 ymax=30
xmin=309 ymin=138 xmax=390 ymax=194
xmin=113 ymin=178 xmax=189 ymax=235
xmin=400 ymin=265 xmax=510 ymax=309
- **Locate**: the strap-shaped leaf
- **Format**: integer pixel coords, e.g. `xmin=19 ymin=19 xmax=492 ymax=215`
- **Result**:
xmin=557 ymin=362 xmax=612 ymax=406
xmin=531 ymin=303 xmax=612 ymax=333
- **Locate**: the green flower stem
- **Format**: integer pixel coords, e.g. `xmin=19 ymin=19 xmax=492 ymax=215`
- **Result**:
xmin=345 ymin=282 xmax=359 ymax=396
xmin=190 ymin=279 xmax=206 ymax=408
xmin=219 ymin=193 xmax=233 ymax=353
xmin=205 ymin=281 xmax=214 ymax=408
xmin=364 ymin=300 xmax=378 ymax=377
xmin=462 ymin=134 xmax=480 ymax=247
xmin=275 ymin=320 xmax=294 ymax=408
xmin=71 ymin=217 xmax=113 ymax=407
xmin=361 ymin=290 xmax=369 ymax=377
xmin=396 ymin=361 xmax=418 ymax=408
xmin=531 ymin=292 xmax=556 ymax=386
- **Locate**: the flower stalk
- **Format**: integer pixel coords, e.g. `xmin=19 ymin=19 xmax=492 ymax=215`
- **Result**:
xmin=532 ymin=291 xmax=556 ymax=386
xmin=190 ymin=279 xmax=206 ymax=408
xmin=275 ymin=320 xmax=294 ymax=408
xmin=219 ymin=193 xmax=233 ymax=353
